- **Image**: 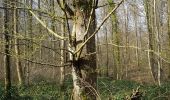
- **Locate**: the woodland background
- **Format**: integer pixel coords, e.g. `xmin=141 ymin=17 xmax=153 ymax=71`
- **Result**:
xmin=0 ymin=0 xmax=170 ymax=100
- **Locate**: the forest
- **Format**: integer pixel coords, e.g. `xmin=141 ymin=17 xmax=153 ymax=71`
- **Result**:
xmin=0 ymin=0 xmax=170 ymax=100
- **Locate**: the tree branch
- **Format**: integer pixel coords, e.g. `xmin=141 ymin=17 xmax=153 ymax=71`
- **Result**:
xmin=0 ymin=51 xmax=71 ymax=68
xmin=74 ymin=0 xmax=124 ymax=54
xmin=29 ymin=10 xmax=68 ymax=40
xmin=57 ymin=0 xmax=74 ymax=16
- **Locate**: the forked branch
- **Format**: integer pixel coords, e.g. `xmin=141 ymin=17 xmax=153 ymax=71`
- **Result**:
xmin=74 ymin=0 xmax=124 ymax=54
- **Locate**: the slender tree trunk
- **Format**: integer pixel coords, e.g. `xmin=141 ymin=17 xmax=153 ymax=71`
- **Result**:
xmin=96 ymin=29 xmax=101 ymax=76
xmin=108 ymin=0 xmax=120 ymax=79
xmin=50 ymin=0 xmax=57 ymax=80
xmin=154 ymin=0 xmax=161 ymax=86
xmin=13 ymin=0 xmax=24 ymax=86
xmin=103 ymin=2 xmax=109 ymax=77
xmin=23 ymin=0 xmax=27 ymax=82
xmin=38 ymin=0 xmax=42 ymax=60
xmin=26 ymin=0 xmax=33 ymax=86
xmin=3 ymin=0 xmax=12 ymax=98
xmin=133 ymin=2 xmax=140 ymax=68
xmin=144 ymin=0 xmax=157 ymax=83
xmin=105 ymin=27 xmax=109 ymax=77
xmin=124 ymin=3 xmax=130 ymax=78
xmin=168 ymin=0 xmax=170 ymax=79
xmin=60 ymin=19 xmax=65 ymax=89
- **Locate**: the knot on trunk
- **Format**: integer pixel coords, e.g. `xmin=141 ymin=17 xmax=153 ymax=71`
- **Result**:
xmin=74 ymin=57 xmax=90 ymax=69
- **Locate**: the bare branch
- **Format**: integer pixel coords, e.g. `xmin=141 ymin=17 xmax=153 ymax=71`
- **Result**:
xmin=74 ymin=0 xmax=124 ymax=54
xmin=29 ymin=10 xmax=68 ymax=40
xmin=99 ymin=43 xmax=170 ymax=64
xmin=57 ymin=0 xmax=74 ymax=16
xmin=0 ymin=51 xmax=71 ymax=68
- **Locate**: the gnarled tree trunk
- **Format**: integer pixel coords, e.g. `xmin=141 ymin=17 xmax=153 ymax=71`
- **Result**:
xmin=71 ymin=0 xmax=97 ymax=99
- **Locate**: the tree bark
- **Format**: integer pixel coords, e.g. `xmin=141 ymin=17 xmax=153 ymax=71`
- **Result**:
xmin=71 ymin=0 xmax=97 ymax=99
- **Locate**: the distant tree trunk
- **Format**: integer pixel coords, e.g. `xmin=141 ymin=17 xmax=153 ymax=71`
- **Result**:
xmin=13 ymin=0 xmax=24 ymax=86
xmin=144 ymin=0 xmax=157 ymax=83
xmin=105 ymin=27 xmax=109 ymax=76
xmin=50 ymin=0 xmax=56 ymax=80
xmin=3 ymin=0 xmax=12 ymax=98
xmin=60 ymin=19 xmax=65 ymax=89
xmin=38 ymin=0 xmax=42 ymax=60
xmin=23 ymin=0 xmax=27 ymax=82
xmin=104 ymin=1 xmax=109 ymax=77
xmin=154 ymin=0 xmax=161 ymax=86
xmin=96 ymin=29 xmax=101 ymax=76
xmin=133 ymin=1 xmax=140 ymax=68
xmin=168 ymin=0 xmax=170 ymax=79
xmin=124 ymin=3 xmax=130 ymax=78
xmin=71 ymin=0 xmax=97 ymax=99
xmin=108 ymin=0 xmax=120 ymax=80
xmin=153 ymin=0 xmax=162 ymax=86
xmin=26 ymin=0 xmax=33 ymax=86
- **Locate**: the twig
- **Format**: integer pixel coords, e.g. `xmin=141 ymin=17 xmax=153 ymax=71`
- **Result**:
xmin=0 ymin=51 xmax=71 ymax=68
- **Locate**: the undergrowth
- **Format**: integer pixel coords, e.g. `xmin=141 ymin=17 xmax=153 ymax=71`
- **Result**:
xmin=0 ymin=77 xmax=170 ymax=100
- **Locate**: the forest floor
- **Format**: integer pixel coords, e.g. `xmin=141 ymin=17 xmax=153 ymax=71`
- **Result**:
xmin=0 ymin=77 xmax=170 ymax=100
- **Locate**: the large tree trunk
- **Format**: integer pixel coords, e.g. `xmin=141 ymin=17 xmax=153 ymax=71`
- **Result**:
xmin=3 ymin=0 xmax=12 ymax=99
xmin=71 ymin=0 xmax=97 ymax=99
